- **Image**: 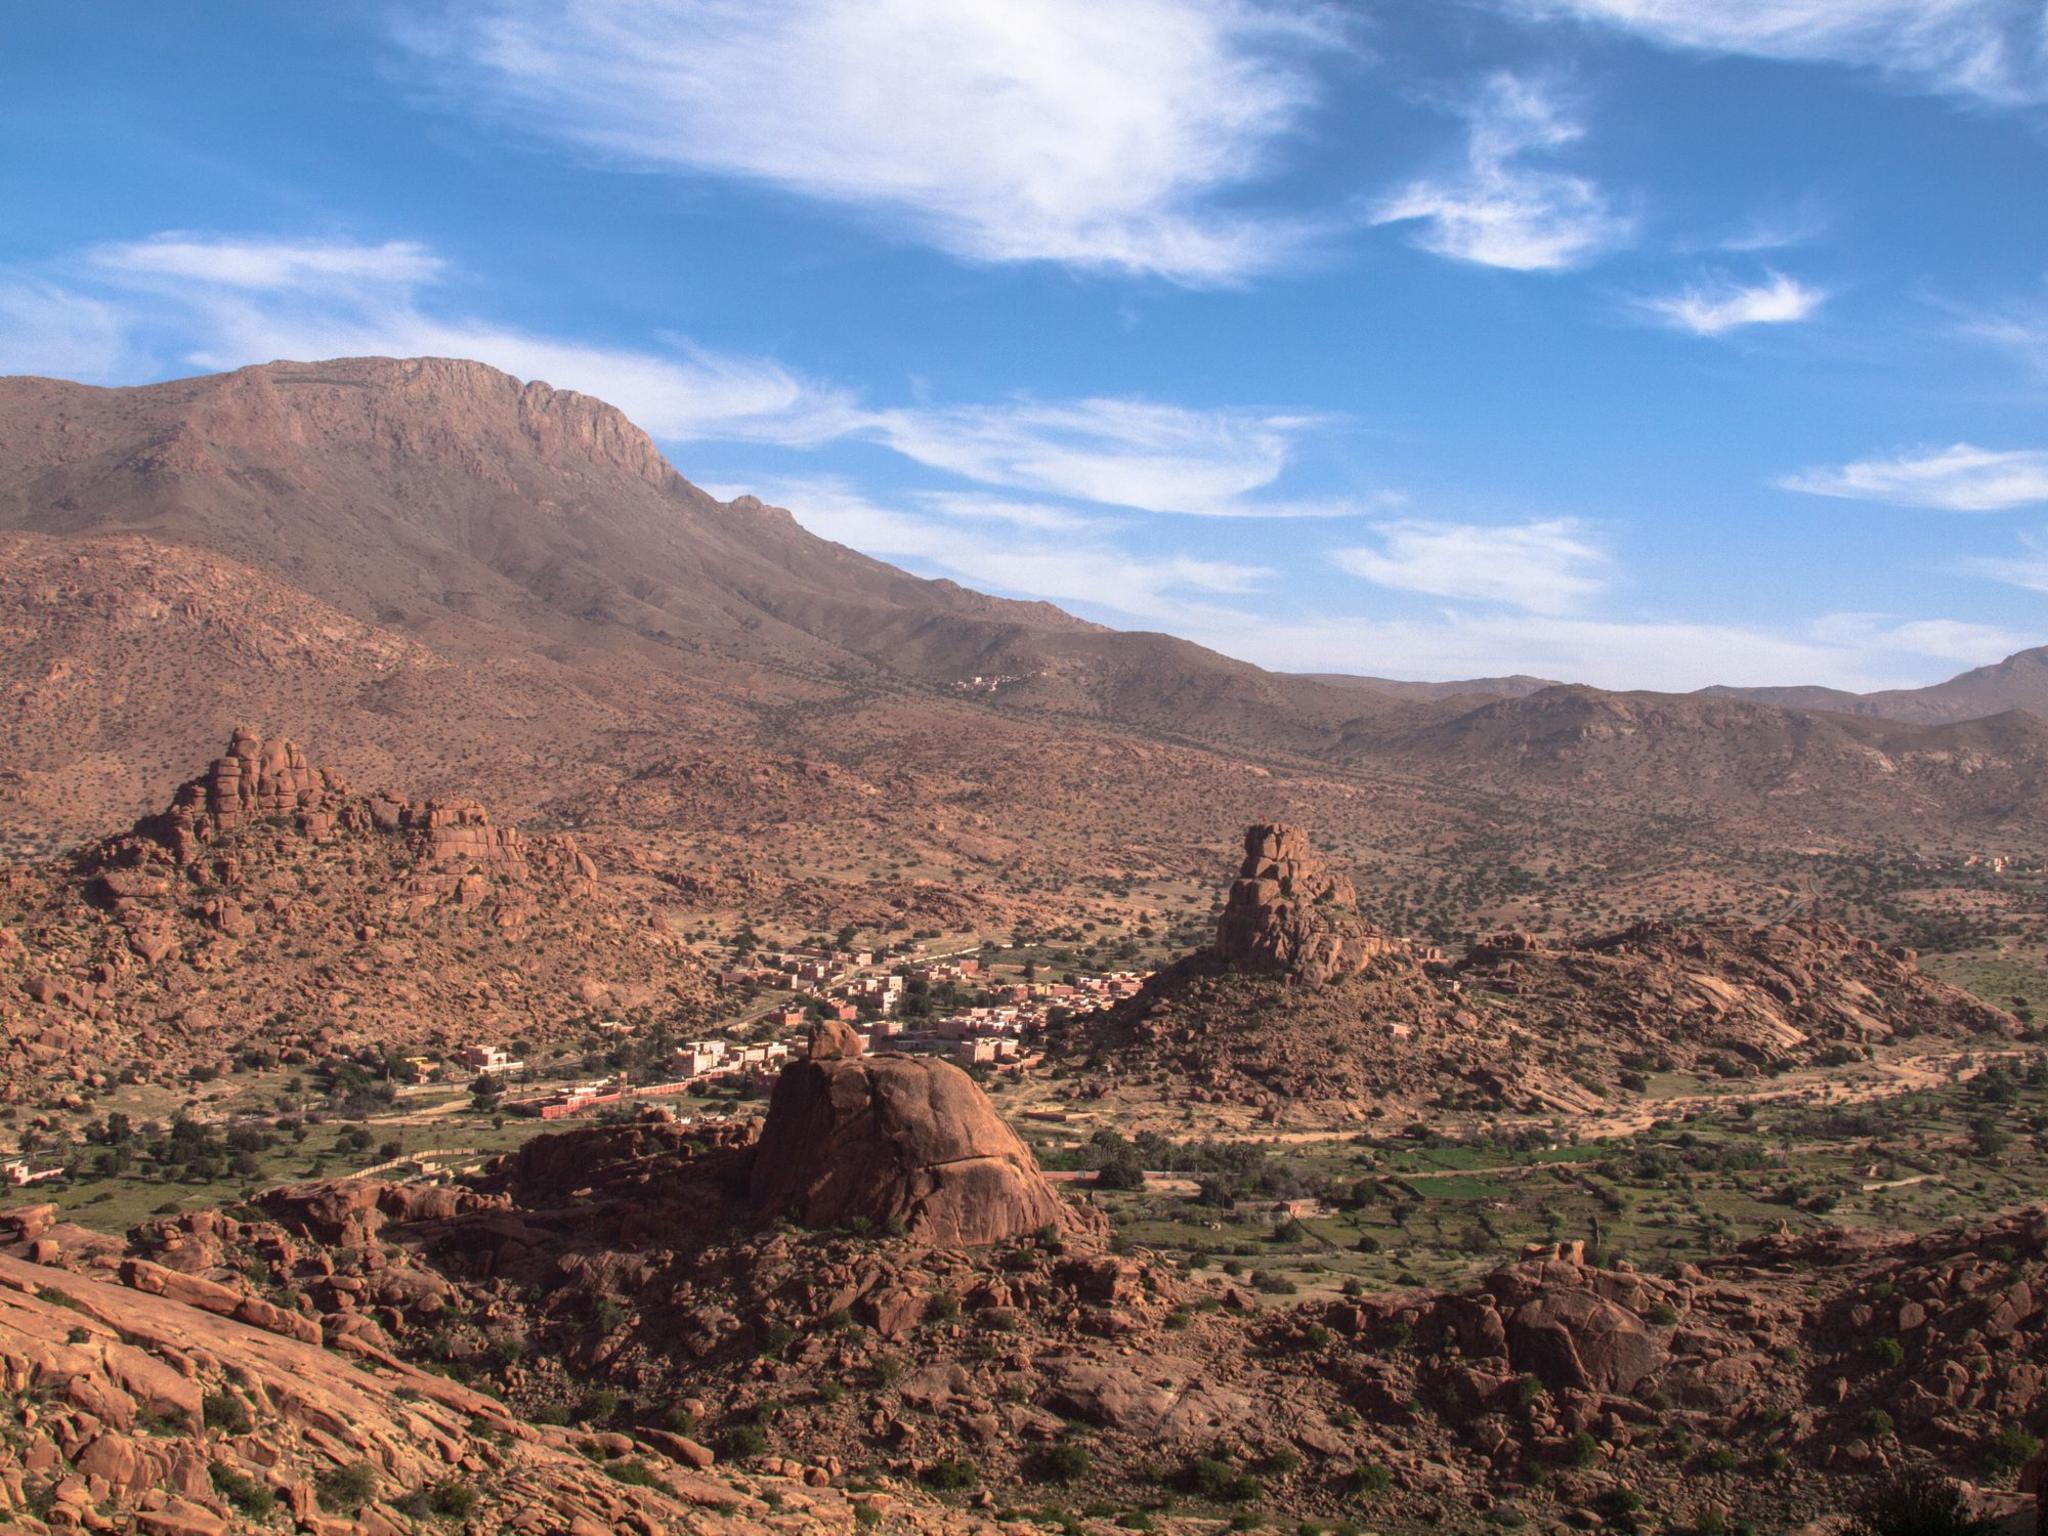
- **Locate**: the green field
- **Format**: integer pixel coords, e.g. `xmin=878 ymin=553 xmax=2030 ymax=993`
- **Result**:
xmin=1043 ymin=1044 xmax=2048 ymax=1298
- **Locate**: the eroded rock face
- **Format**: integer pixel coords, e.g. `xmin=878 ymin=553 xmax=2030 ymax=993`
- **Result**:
xmin=748 ymin=1054 xmax=1088 ymax=1246
xmin=1213 ymin=823 xmax=1405 ymax=984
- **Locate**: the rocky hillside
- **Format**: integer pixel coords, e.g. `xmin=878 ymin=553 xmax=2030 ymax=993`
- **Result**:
xmin=7 ymin=1043 xmax=2047 ymax=1535
xmin=1455 ymin=917 xmax=2016 ymax=1072
xmin=0 ymin=728 xmax=709 ymax=1103
xmin=0 ymin=1231 xmax=1004 ymax=1536
xmin=1079 ymin=826 xmax=2018 ymax=1116
xmin=1381 ymin=687 xmax=2048 ymax=829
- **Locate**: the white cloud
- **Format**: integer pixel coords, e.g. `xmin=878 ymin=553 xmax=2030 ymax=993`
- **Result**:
xmin=1372 ymin=74 xmax=1633 ymax=271
xmin=866 ymin=397 xmax=1345 ymax=515
xmin=739 ymin=475 xmax=1270 ymax=620
xmin=0 ymin=281 xmax=135 ymax=383
xmin=69 ymin=233 xmax=862 ymax=446
xmin=92 ymin=236 xmax=445 ymax=292
xmin=1503 ymin=0 xmax=2047 ymax=107
xmin=1636 ymin=271 xmax=1827 ymax=336
xmin=398 ymin=0 xmax=1345 ymax=284
xmin=1807 ymin=611 xmax=2041 ymax=662
xmin=31 ymin=231 xmax=1371 ymax=514
xmin=1333 ymin=518 xmax=1607 ymax=613
xmin=1957 ymin=529 xmax=2048 ymax=593
xmin=1961 ymin=301 xmax=2048 ymax=376
xmin=1779 ymin=443 xmax=2048 ymax=512
xmin=1179 ymin=608 xmax=2027 ymax=692
xmin=913 ymin=492 xmax=1101 ymax=533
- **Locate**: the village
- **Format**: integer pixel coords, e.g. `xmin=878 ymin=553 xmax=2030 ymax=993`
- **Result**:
xmin=430 ymin=944 xmax=1151 ymax=1124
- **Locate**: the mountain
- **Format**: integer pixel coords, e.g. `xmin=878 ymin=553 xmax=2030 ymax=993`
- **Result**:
xmin=3 ymin=353 xmax=2046 ymax=883
xmin=1381 ymin=686 xmax=2048 ymax=828
xmin=1295 ymin=671 xmax=1562 ymax=702
xmin=0 ymin=357 xmax=1440 ymax=846
xmin=1707 ymin=646 xmax=2048 ymax=724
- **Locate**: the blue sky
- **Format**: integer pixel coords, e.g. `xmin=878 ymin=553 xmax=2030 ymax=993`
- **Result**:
xmin=6 ymin=1 xmax=2048 ymax=691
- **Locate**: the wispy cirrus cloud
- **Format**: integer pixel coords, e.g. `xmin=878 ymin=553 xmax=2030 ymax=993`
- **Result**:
xmin=865 ymin=397 xmax=1358 ymax=517
xmin=396 ymin=0 xmax=1348 ymax=285
xmin=1333 ymin=518 xmax=1608 ymax=613
xmin=1779 ymin=443 xmax=2048 ymax=512
xmin=1961 ymin=299 xmax=2048 ymax=377
xmin=730 ymin=475 xmax=1270 ymax=622
xmin=1957 ymin=529 xmax=2048 ymax=594
xmin=1372 ymin=73 xmax=1633 ymax=272
xmin=1806 ymin=611 xmax=2043 ymax=662
xmin=45 ymin=231 xmax=1373 ymax=517
xmin=1634 ymin=271 xmax=1827 ymax=336
xmin=83 ymin=233 xmax=862 ymax=445
xmin=1501 ymin=0 xmax=2048 ymax=108
xmin=95 ymin=236 xmax=446 ymax=292
xmin=1181 ymin=608 xmax=2031 ymax=692
xmin=0 ymin=280 xmax=136 ymax=383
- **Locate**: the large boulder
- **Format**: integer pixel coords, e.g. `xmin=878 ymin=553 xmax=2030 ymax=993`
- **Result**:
xmin=748 ymin=1053 xmax=1085 ymax=1246
xmin=1508 ymin=1289 xmax=1665 ymax=1395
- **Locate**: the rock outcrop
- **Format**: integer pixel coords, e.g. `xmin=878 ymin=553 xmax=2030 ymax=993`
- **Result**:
xmin=0 ymin=730 xmax=696 ymax=1100
xmin=126 ymin=727 xmax=595 ymax=892
xmin=1455 ymin=917 xmax=2017 ymax=1065
xmin=749 ymin=1053 xmax=1089 ymax=1245
xmin=1213 ymin=823 xmax=1406 ymax=984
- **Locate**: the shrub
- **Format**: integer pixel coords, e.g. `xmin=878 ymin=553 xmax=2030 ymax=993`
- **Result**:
xmin=1873 ymin=1337 xmax=1906 ymax=1368
xmin=1184 ymin=1456 xmax=1261 ymax=1503
xmin=920 ymin=1460 xmax=978 ymax=1491
xmin=1987 ymin=1425 xmax=2043 ymax=1473
xmin=1845 ymin=1470 xmax=1994 ymax=1536
xmin=1566 ymin=1431 xmax=1600 ymax=1468
xmin=604 ymin=1459 xmax=661 ymax=1488
xmin=398 ymin=1480 xmax=480 ymax=1520
xmin=1349 ymin=1462 xmax=1392 ymax=1496
xmin=317 ymin=1462 xmax=377 ymax=1511
xmin=853 ymin=1505 xmax=881 ymax=1529
xmin=719 ymin=1424 xmax=769 ymax=1460
xmin=925 ymin=1292 xmax=959 ymax=1322
xmin=1034 ymin=1442 xmax=1093 ymax=1484
xmin=209 ymin=1464 xmax=276 ymax=1517
xmin=202 ymin=1391 xmax=253 ymax=1435
xmin=574 ymin=1389 xmax=621 ymax=1425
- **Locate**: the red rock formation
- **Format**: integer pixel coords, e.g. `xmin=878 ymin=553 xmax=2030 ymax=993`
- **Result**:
xmin=805 ymin=1016 xmax=866 ymax=1061
xmin=748 ymin=1054 xmax=1092 ymax=1246
xmin=1213 ymin=823 xmax=1406 ymax=984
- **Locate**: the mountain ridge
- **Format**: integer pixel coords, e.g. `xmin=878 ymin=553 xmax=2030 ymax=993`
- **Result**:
xmin=3 ymin=355 xmax=2046 ymax=858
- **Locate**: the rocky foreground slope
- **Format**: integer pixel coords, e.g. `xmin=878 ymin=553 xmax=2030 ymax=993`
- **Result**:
xmin=5 ymin=1031 xmax=2047 ymax=1534
xmin=1082 ymin=825 xmax=2017 ymax=1115
xmin=0 ymin=728 xmax=708 ymax=1102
